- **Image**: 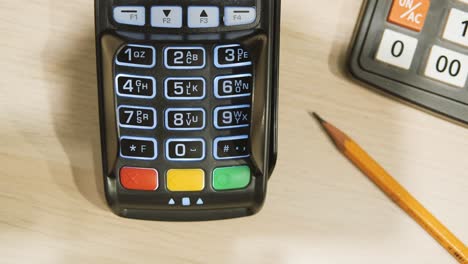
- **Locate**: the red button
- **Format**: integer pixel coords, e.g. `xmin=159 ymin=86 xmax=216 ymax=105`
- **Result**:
xmin=120 ymin=167 xmax=158 ymax=191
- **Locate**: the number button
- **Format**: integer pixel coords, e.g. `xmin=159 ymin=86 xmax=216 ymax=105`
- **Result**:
xmin=213 ymin=135 xmax=250 ymax=160
xmin=376 ymin=29 xmax=418 ymax=70
xmin=443 ymin=8 xmax=468 ymax=48
xmin=214 ymin=105 xmax=251 ymax=129
xmin=116 ymin=44 xmax=156 ymax=68
xmin=165 ymin=108 xmax=206 ymax=131
xmin=165 ymin=77 xmax=206 ymax=100
xmin=214 ymin=74 xmax=253 ymax=98
xmin=118 ymin=106 xmax=156 ymax=129
xmin=166 ymin=139 xmax=205 ymax=161
xmin=424 ymin=45 xmax=468 ymax=88
xmin=164 ymin=47 xmax=206 ymax=69
xmin=120 ymin=137 xmax=158 ymax=160
xmin=116 ymin=74 xmax=156 ymax=98
xmin=214 ymin=44 xmax=252 ymax=68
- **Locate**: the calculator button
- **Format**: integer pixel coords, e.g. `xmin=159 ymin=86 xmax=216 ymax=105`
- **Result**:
xmin=164 ymin=47 xmax=206 ymax=69
xmin=165 ymin=108 xmax=206 ymax=131
xmin=116 ymin=74 xmax=156 ymax=99
xmin=213 ymin=135 xmax=250 ymax=160
xmin=165 ymin=77 xmax=206 ymax=100
xmin=224 ymin=7 xmax=257 ymax=26
xmin=187 ymin=6 xmax=220 ymax=28
xmin=167 ymin=169 xmax=205 ymax=192
xmin=375 ymin=29 xmax=418 ymax=70
xmin=117 ymin=106 xmax=156 ymax=129
xmin=213 ymin=166 xmax=251 ymax=191
xmin=214 ymin=44 xmax=252 ymax=68
xmin=424 ymin=45 xmax=468 ymax=88
xmin=116 ymin=44 xmax=156 ymax=68
xmin=166 ymin=139 xmax=205 ymax=161
xmin=442 ymin=9 xmax=468 ymax=48
xmin=113 ymin=6 xmax=146 ymax=26
xmin=214 ymin=105 xmax=251 ymax=129
xmin=120 ymin=167 xmax=158 ymax=191
xmin=151 ymin=6 xmax=183 ymax=28
xmin=387 ymin=0 xmax=430 ymax=32
xmin=120 ymin=137 xmax=158 ymax=160
xmin=214 ymin=74 xmax=253 ymax=98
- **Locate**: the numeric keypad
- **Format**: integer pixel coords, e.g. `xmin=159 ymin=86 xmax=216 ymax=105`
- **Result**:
xmin=114 ymin=41 xmax=253 ymax=192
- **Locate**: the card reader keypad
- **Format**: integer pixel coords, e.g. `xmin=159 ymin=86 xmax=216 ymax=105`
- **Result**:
xmin=114 ymin=40 xmax=254 ymax=198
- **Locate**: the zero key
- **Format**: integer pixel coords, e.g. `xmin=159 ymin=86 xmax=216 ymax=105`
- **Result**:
xmin=388 ymin=0 xmax=431 ymax=32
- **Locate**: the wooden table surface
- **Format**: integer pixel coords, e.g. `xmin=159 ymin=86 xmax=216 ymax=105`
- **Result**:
xmin=1 ymin=1 xmax=467 ymax=263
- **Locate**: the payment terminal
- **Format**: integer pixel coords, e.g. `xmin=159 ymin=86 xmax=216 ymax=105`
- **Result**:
xmin=95 ymin=0 xmax=281 ymax=221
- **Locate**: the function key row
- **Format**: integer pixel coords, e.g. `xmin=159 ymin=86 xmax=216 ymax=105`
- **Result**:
xmin=116 ymin=44 xmax=251 ymax=69
xmin=120 ymin=136 xmax=250 ymax=161
xmin=118 ymin=106 xmax=251 ymax=131
xmin=115 ymin=74 xmax=253 ymax=99
xmin=119 ymin=165 xmax=252 ymax=192
xmin=113 ymin=6 xmax=257 ymax=28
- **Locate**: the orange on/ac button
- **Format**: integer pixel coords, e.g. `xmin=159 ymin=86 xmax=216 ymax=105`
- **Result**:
xmin=388 ymin=0 xmax=431 ymax=32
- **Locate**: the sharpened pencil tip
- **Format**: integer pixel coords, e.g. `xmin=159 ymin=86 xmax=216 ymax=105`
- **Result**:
xmin=309 ymin=112 xmax=325 ymax=124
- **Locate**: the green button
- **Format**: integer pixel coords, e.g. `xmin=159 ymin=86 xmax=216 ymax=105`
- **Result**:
xmin=213 ymin=166 xmax=251 ymax=191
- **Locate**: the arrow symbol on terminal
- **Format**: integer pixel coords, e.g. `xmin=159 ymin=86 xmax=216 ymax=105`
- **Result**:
xmin=163 ymin=10 xmax=172 ymax=17
xmin=200 ymin=10 xmax=208 ymax=17
xmin=168 ymin=198 xmax=175 ymax=205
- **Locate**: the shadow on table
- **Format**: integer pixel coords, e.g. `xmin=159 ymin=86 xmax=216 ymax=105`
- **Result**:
xmin=42 ymin=3 xmax=106 ymax=211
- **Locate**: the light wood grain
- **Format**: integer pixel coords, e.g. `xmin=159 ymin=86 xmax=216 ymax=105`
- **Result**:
xmin=0 ymin=1 xmax=467 ymax=263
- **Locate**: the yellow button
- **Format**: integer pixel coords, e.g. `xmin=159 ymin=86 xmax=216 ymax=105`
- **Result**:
xmin=167 ymin=169 xmax=205 ymax=192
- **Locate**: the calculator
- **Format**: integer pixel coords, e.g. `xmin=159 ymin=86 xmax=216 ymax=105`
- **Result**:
xmin=349 ymin=0 xmax=468 ymax=124
xmin=94 ymin=0 xmax=281 ymax=221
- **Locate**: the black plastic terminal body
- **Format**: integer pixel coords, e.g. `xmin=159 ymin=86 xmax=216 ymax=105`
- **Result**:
xmin=95 ymin=0 xmax=281 ymax=221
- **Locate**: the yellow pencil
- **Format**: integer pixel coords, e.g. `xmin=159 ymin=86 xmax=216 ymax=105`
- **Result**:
xmin=312 ymin=112 xmax=468 ymax=264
